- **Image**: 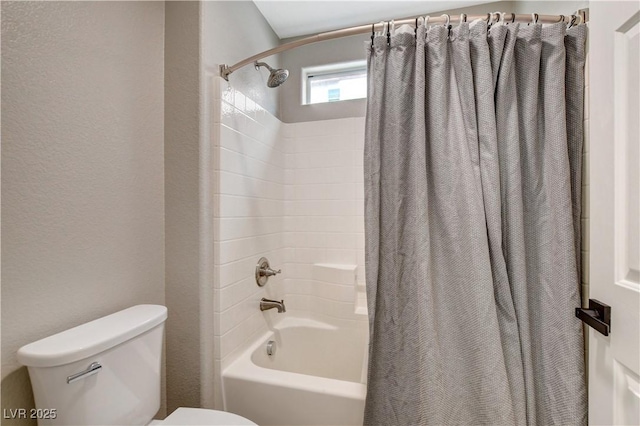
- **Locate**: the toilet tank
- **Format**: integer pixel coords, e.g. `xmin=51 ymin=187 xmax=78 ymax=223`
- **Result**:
xmin=17 ymin=305 xmax=167 ymax=426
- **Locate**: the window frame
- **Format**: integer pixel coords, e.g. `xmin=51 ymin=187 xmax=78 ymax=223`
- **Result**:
xmin=301 ymin=60 xmax=367 ymax=105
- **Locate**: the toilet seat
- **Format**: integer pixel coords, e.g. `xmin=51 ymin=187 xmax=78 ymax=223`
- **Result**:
xmin=157 ymin=407 xmax=257 ymax=425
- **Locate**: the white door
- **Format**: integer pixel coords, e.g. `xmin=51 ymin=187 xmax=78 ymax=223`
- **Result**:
xmin=589 ymin=1 xmax=640 ymax=425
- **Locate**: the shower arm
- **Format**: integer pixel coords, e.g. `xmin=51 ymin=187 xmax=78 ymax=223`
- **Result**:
xmin=219 ymin=8 xmax=588 ymax=81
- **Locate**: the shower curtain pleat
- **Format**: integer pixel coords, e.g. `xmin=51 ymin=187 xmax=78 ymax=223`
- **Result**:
xmin=468 ymin=22 xmax=528 ymax=426
xmin=491 ymin=23 xmax=540 ymax=426
xmin=364 ymin=21 xmax=587 ymax=426
xmin=565 ymin=25 xmax=588 ymax=276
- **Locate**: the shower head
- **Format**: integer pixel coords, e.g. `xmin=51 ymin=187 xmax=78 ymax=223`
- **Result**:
xmin=254 ymin=61 xmax=289 ymax=88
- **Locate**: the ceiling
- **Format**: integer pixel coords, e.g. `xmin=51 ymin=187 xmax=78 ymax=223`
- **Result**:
xmin=253 ymin=1 xmax=499 ymax=39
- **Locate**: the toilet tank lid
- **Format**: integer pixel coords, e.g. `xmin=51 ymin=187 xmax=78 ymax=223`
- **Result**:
xmin=17 ymin=305 xmax=167 ymax=368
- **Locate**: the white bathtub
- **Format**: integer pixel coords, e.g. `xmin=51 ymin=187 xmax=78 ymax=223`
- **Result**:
xmin=223 ymin=317 xmax=368 ymax=426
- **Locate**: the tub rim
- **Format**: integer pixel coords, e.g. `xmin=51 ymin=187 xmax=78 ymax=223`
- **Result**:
xmin=222 ymin=317 xmax=367 ymax=400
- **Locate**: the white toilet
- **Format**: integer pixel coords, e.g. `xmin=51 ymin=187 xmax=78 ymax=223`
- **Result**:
xmin=17 ymin=305 xmax=256 ymax=425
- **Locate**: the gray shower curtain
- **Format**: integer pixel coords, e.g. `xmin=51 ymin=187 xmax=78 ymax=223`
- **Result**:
xmin=364 ymin=21 xmax=587 ymax=425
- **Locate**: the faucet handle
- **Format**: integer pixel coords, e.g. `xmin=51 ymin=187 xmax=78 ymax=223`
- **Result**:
xmin=261 ymin=267 xmax=281 ymax=277
xmin=255 ymin=257 xmax=281 ymax=286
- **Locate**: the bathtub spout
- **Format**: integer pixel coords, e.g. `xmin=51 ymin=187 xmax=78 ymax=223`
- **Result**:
xmin=260 ymin=298 xmax=286 ymax=313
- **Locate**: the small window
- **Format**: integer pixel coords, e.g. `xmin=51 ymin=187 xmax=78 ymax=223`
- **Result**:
xmin=302 ymin=61 xmax=367 ymax=105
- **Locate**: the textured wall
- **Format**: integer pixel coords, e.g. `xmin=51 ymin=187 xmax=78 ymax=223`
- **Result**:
xmin=165 ymin=1 xmax=283 ymax=411
xmin=1 ymin=1 xmax=165 ymax=424
xmin=164 ymin=0 xmax=202 ymax=413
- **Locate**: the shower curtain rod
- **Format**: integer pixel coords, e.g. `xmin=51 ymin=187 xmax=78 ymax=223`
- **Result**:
xmin=220 ymin=8 xmax=588 ymax=81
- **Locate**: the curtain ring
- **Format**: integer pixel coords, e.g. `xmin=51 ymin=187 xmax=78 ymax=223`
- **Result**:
xmin=371 ymin=23 xmax=375 ymax=44
xmin=459 ymin=13 xmax=467 ymax=26
xmin=386 ymin=21 xmax=391 ymax=45
xmin=530 ymin=13 xmax=538 ymax=25
xmin=488 ymin=12 xmax=498 ymax=29
xmin=499 ymin=12 xmax=506 ymax=24
xmin=424 ymin=15 xmax=430 ymax=28
xmin=569 ymin=14 xmax=577 ymax=28
xmin=510 ymin=13 xmax=516 ymax=24
xmin=441 ymin=14 xmax=451 ymax=38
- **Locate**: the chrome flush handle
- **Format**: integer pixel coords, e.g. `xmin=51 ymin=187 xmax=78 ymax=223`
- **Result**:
xmin=67 ymin=362 xmax=102 ymax=384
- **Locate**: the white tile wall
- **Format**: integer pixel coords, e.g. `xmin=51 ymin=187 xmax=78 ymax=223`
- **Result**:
xmin=212 ymin=79 xmax=286 ymax=379
xmin=212 ymin=80 xmax=368 ymax=410
xmin=282 ymin=117 xmax=368 ymax=325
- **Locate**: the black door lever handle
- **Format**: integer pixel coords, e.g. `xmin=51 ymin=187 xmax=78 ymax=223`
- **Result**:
xmin=575 ymin=299 xmax=611 ymax=336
